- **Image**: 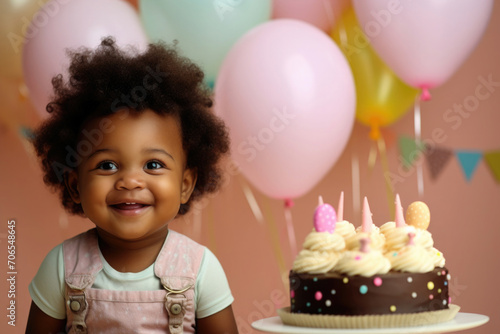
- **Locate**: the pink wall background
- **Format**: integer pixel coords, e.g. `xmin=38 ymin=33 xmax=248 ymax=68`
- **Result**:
xmin=1 ymin=2 xmax=499 ymax=334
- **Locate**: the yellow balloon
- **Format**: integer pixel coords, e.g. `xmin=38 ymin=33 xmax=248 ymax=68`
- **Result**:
xmin=332 ymin=8 xmax=418 ymax=138
xmin=0 ymin=0 xmax=49 ymax=80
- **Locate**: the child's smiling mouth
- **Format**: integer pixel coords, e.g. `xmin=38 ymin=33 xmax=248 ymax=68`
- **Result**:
xmin=109 ymin=202 xmax=152 ymax=216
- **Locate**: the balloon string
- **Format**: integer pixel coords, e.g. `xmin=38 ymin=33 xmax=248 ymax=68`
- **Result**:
xmin=323 ymin=0 xmax=336 ymax=29
xmin=262 ymin=197 xmax=288 ymax=289
xmin=351 ymin=152 xmax=361 ymax=220
xmin=284 ymin=201 xmax=298 ymax=260
xmin=377 ymin=135 xmax=395 ymax=220
xmin=414 ymin=97 xmax=424 ymax=197
xmin=368 ymin=139 xmax=378 ymax=175
xmin=238 ymin=174 xmax=264 ymax=225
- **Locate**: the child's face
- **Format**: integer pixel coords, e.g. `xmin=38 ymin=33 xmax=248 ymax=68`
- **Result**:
xmin=66 ymin=109 xmax=196 ymax=241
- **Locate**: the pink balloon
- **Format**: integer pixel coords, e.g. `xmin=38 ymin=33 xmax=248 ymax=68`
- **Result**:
xmin=272 ymin=0 xmax=350 ymax=33
xmin=352 ymin=0 xmax=493 ymax=99
xmin=215 ymin=19 xmax=355 ymax=199
xmin=22 ymin=0 xmax=149 ymax=117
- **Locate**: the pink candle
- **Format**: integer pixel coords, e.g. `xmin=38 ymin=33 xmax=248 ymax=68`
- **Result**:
xmin=362 ymin=197 xmax=373 ymax=233
xmin=337 ymin=191 xmax=344 ymax=222
xmin=395 ymin=194 xmax=406 ymax=228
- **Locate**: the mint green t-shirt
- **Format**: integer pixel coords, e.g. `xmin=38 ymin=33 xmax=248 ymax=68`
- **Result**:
xmin=29 ymin=234 xmax=233 ymax=320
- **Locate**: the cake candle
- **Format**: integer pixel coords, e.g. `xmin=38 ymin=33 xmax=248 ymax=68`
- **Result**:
xmin=361 ymin=197 xmax=373 ymax=233
xmin=337 ymin=191 xmax=344 ymax=222
xmin=395 ymin=194 xmax=406 ymax=228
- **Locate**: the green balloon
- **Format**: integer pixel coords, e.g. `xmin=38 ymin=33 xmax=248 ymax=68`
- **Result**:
xmin=140 ymin=0 xmax=271 ymax=87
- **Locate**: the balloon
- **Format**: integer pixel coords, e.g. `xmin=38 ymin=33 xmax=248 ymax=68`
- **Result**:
xmin=272 ymin=0 xmax=350 ymax=33
xmin=139 ymin=0 xmax=271 ymax=88
xmin=215 ymin=19 xmax=356 ymax=200
xmin=0 ymin=0 xmax=49 ymax=80
xmin=22 ymin=0 xmax=148 ymax=118
xmin=352 ymin=0 xmax=493 ymax=100
xmin=331 ymin=8 xmax=418 ymax=136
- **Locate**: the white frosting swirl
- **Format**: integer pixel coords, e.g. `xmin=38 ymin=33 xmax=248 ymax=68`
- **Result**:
xmin=383 ymin=225 xmax=434 ymax=251
xmin=430 ymin=247 xmax=446 ymax=268
xmin=334 ymin=220 xmax=356 ymax=239
xmin=335 ymin=250 xmax=391 ymax=277
xmin=345 ymin=231 xmax=385 ymax=251
xmin=292 ymin=250 xmax=340 ymax=274
xmin=302 ymin=229 xmax=345 ymax=252
xmin=386 ymin=245 xmax=436 ymax=273
xmin=292 ymin=229 xmax=345 ymax=274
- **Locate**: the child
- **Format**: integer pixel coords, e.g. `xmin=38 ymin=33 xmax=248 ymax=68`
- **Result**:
xmin=26 ymin=37 xmax=238 ymax=334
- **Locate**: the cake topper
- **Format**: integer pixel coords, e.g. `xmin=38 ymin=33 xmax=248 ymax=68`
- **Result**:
xmin=361 ymin=197 xmax=373 ymax=233
xmin=337 ymin=191 xmax=344 ymax=222
xmin=407 ymin=232 xmax=416 ymax=246
xmin=406 ymin=201 xmax=431 ymax=230
xmin=314 ymin=196 xmax=337 ymax=234
xmin=359 ymin=237 xmax=371 ymax=253
xmin=395 ymin=194 xmax=406 ymax=228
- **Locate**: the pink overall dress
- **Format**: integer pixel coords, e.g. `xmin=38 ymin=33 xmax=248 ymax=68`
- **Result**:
xmin=62 ymin=229 xmax=204 ymax=334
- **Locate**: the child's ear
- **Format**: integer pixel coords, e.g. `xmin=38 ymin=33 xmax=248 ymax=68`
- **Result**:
xmin=64 ymin=171 xmax=81 ymax=204
xmin=180 ymin=168 xmax=198 ymax=204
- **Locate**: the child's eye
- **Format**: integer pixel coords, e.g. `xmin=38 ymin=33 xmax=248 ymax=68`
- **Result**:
xmin=145 ymin=160 xmax=165 ymax=170
xmin=96 ymin=161 xmax=117 ymax=170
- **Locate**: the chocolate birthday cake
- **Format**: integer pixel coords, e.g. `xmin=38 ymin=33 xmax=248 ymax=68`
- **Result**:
xmin=279 ymin=193 xmax=459 ymax=328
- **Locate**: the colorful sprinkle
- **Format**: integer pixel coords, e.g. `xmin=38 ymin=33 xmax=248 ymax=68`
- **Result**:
xmin=355 ymin=255 xmax=362 ymax=261
xmin=304 ymin=286 xmax=308 ymax=291
xmin=427 ymin=281 xmax=435 ymax=290
xmin=442 ymin=270 xmax=446 ymax=276
xmin=325 ymin=300 xmax=332 ymax=307
xmin=318 ymin=308 xmax=322 ymax=312
xmin=331 ymin=289 xmax=336 ymax=295
xmin=437 ymin=271 xmax=441 ymax=276
xmin=313 ymin=277 xmax=318 ymax=282
xmin=306 ymin=302 xmax=311 ymax=307
xmin=429 ymin=294 xmax=434 ymax=300
xmin=411 ymin=292 xmax=417 ymax=298
xmin=359 ymin=285 xmax=368 ymax=294
xmin=290 ymin=290 xmax=295 ymax=298
xmin=343 ymin=277 xmax=349 ymax=284
xmin=444 ymin=281 xmax=448 ymax=286
xmin=438 ymin=288 xmax=442 ymax=293
xmin=447 ymin=274 xmax=451 ymax=280
xmin=407 ymin=277 xmax=413 ymax=283
xmin=315 ymin=291 xmax=323 ymax=301
xmin=449 ymin=297 xmax=452 ymax=304
xmin=443 ymin=299 xmax=447 ymax=305
xmin=373 ymin=277 xmax=382 ymax=287
xmin=390 ymin=305 xmax=396 ymax=312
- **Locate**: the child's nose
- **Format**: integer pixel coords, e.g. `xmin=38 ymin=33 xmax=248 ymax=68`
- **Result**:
xmin=115 ymin=170 xmax=146 ymax=190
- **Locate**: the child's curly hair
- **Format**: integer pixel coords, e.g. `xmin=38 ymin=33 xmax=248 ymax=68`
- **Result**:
xmin=33 ymin=37 xmax=230 ymax=216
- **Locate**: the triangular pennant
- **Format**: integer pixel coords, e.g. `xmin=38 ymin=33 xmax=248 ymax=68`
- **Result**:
xmin=425 ymin=146 xmax=453 ymax=181
xmin=484 ymin=150 xmax=500 ymax=183
xmin=398 ymin=136 xmax=425 ymax=169
xmin=455 ymin=150 xmax=482 ymax=182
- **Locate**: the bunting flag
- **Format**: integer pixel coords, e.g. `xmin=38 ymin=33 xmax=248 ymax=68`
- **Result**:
xmin=484 ymin=151 xmax=500 ymax=183
xmin=425 ymin=146 xmax=454 ymax=181
xmin=456 ymin=150 xmax=482 ymax=182
xmin=398 ymin=136 xmax=425 ymax=169
xmin=397 ymin=135 xmax=500 ymax=184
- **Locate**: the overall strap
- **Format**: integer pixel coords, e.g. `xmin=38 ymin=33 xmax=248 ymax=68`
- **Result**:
xmin=63 ymin=229 xmax=103 ymax=334
xmin=155 ymin=230 xmax=205 ymax=334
